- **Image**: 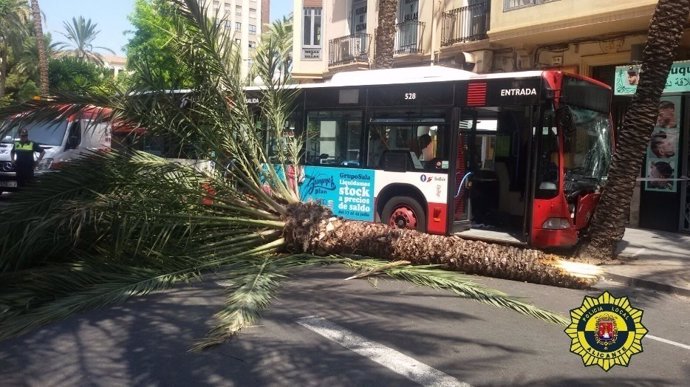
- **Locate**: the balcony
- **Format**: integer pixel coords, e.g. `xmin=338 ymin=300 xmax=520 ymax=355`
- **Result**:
xmin=395 ymin=21 xmax=425 ymax=55
xmin=328 ymin=33 xmax=371 ymax=66
xmin=442 ymin=0 xmax=490 ymax=47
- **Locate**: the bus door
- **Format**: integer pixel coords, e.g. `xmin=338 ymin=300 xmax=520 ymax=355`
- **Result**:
xmin=449 ymin=108 xmax=475 ymax=231
xmin=451 ymin=106 xmax=533 ymax=245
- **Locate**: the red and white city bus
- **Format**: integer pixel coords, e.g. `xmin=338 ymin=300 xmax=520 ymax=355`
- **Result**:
xmin=254 ymin=66 xmax=613 ymax=249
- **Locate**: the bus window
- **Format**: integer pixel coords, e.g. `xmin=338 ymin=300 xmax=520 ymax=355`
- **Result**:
xmin=305 ymin=111 xmax=362 ymax=166
xmin=535 ymin=110 xmax=559 ymax=199
xmin=368 ymin=122 xmax=448 ymax=170
xmin=562 ymin=106 xmax=612 ymax=182
xmin=367 ymin=127 xmax=387 ymax=167
xmin=416 ymin=125 xmax=446 ymax=169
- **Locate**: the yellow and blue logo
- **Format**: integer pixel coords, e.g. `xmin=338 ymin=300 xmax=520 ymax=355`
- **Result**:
xmin=565 ymin=291 xmax=647 ymax=371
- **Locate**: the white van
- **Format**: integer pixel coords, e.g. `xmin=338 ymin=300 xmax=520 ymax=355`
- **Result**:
xmin=0 ymin=106 xmax=112 ymax=192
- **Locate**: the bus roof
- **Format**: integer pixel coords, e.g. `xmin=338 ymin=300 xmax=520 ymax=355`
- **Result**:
xmin=245 ymin=66 xmax=550 ymax=91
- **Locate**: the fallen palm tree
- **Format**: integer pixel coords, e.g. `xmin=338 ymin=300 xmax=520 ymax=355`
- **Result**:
xmin=284 ymin=202 xmax=601 ymax=289
xmin=0 ymin=0 xmax=600 ymax=350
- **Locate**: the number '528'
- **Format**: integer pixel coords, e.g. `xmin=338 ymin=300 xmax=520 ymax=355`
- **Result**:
xmin=405 ymin=93 xmax=417 ymax=100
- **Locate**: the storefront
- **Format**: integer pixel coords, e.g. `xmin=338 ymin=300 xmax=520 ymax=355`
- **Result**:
xmin=614 ymin=61 xmax=690 ymax=233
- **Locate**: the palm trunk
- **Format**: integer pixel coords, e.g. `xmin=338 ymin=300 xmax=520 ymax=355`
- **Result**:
xmin=374 ymin=0 xmax=398 ymax=69
xmin=30 ymin=0 xmax=49 ymax=97
xmin=285 ymin=203 xmax=598 ymax=289
xmin=578 ymin=0 xmax=690 ymax=260
xmin=0 ymin=48 xmax=7 ymax=100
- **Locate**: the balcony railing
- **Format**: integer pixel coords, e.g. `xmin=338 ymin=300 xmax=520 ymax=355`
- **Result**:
xmin=328 ymin=33 xmax=371 ymax=66
xmin=395 ymin=20 xmax=425 ymax=55
xmin=442 ymin=0 xmax=490 ymax=47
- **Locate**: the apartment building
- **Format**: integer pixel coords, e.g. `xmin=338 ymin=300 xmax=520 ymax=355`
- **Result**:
xmin=291 ymin=0 xmax=690 ymax=234
xmin=208 ymin=0 xmax=270 ymax=77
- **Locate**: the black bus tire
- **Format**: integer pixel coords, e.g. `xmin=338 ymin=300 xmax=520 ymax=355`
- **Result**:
xmin=382 ymin=196 xmax=426 ymax=233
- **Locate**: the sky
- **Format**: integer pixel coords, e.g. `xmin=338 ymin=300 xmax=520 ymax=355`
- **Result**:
xmin=39 ymin=0 xmax=294 ymax=56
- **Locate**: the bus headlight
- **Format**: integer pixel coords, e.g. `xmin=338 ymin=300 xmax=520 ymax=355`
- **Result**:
xmin=542 ymin=217 xmax=571 ymax=230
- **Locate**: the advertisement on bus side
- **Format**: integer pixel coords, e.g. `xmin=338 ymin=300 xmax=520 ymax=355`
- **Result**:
xmin=299 ymin=166 xmax=375 ymax=221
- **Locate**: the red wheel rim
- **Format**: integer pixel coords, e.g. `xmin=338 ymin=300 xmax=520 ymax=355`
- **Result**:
xmin=388 ymin=206 xmax=418 ymax=229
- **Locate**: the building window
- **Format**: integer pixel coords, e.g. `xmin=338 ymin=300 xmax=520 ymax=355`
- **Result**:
xmin=303 ymin=8 xmax=322 ymax=46
xmin=249 ymin=7 xmax=257 ymax=18
xmin=236 ymin=5 xmax=242 ymax=16
xmin=400 ymin=0 xmax=418 ymax=22
xmin=235 ymin=22 xmax=241 ymax=30
xmin=302 ymin=7 xmax=322 ymax=60
xmin=248 ymin=40 xmax=257 ymax=48
xmin=504 ymin=0 xmax=560 ymax=12
xmin=351 ymin=0 xmax=367 ymax=34
xmin=249 ymin=24 xmax=257 ymax=34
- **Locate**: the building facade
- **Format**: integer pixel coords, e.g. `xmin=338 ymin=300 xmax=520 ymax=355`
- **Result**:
xmin=102 ymin=55 xmax=127 ymax=78
xmin=290 ymin=0 xmax=690 ymax=234
xmin=208 ymin=0 xmax=270 ymax=77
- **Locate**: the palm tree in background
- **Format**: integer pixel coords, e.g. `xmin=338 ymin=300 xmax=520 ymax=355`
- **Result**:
xmin=374 ymin=0 xmax=397 ymax=68
xmin=0 ymin=0 xmax=29 ymax=100
xmin=0 ymin=0 xmax=592 ymax=350
xmin=29 ymin=0 xmax=49 ymax=96
xmin=578 ymin=0 xmax=690 ymax=259
xmin=56 ymin=16 xmax=115 ymax=65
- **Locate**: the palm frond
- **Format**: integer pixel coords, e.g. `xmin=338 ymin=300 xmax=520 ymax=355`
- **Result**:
xmin=191 ymin=254 xmax=335 ymax=351
xmin=0 ymin=240 xmax=291 ymax=341
xmin=340 ymin=258 xmax=570 ymax=325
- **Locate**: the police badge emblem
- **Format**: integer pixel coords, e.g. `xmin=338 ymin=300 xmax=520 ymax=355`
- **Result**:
xmin=565 ymin=291 xmax=647 ymax=371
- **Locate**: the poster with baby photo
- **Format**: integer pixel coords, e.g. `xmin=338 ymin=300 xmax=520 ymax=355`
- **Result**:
xmin=645 ymin=95 xmax=680 ymax=192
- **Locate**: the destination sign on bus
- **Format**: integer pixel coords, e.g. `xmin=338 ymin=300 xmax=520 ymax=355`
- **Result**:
xmin=500 ymin=88 xmax=537 ymax=96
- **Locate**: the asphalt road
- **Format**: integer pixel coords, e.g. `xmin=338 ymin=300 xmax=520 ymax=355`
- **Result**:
xmin=0 ymin=266 xmax=688 ymax=386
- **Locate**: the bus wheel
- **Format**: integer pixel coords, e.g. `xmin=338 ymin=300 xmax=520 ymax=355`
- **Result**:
xmin=382 ymin=196 xmax=426 ymax=232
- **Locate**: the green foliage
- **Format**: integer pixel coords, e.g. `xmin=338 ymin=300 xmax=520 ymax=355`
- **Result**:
xmin=48 ymin=56 xmax=114 ymax=94
xmin=341 ymin=258 xmax=570 ymax=325
xmin=126 ymin=0 xmax=194 ymax=88
xmin=0 ymin=0 xmax=30 ymax=102
xmin=56 ymin=16 xmax=115 ymax=65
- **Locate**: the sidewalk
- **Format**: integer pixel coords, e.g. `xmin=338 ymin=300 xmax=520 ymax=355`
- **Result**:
xmin=602 ymin=228 xmax=690 ymax=296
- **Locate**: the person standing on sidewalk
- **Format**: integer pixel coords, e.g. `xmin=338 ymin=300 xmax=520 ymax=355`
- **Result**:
xmin=11 ymin=128 xmax=45 ymax=188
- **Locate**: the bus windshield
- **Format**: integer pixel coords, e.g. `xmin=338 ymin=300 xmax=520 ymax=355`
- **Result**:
xmin=562 ymin=105 xmax=612 ymax=183
xmin=0 ymin=120 xmax=68 ymax=146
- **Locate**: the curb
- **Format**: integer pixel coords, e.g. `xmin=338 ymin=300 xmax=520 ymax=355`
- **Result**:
xmin=602 ymin=272 xmax=690 ymax=298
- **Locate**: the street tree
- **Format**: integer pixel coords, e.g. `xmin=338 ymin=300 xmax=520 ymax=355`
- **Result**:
xmin=48 ymin=56 xmax=116 ymax=94
xmin=578 ymin=0 xmax=690 ymax=259
xmin=0 ymin=0 xmax=29 ymax=102
xmin=29 ymin=0 xmax=49 ymax=96
xmin=0 ymin=0 xmax=594 ymax=349
xmin=56 ymin=16 xmax=115 ymax=65
xmin=373 ymin=0 xmax=397 ymax=69
xmin=126 ymin=0 xmax=194 ymax=88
